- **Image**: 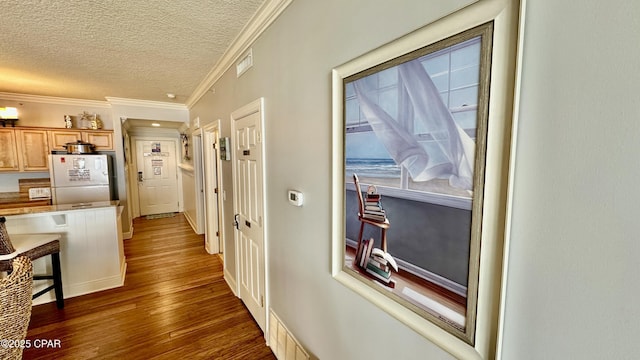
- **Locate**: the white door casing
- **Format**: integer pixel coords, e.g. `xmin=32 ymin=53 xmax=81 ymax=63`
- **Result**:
xmin=135 ymin=139 xmax=179 ymax=216
xmin=203 ymin=123 xmax=222 ymax=254
xmin=192 ymin=132 xmax=206 ymax=235
xmin=232 ymin=98 xmax=267 ymax=333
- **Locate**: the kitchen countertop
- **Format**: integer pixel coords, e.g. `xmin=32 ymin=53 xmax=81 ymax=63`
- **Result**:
xmin=0 ymin=178 xmax=52 ymax=209
xmin=0 ymin=200 xmax=119 ymax=217
xmin=0 ymin=193 xmax=51 ymax=209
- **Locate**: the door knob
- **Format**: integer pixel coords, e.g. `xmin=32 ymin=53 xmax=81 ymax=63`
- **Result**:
xmin=138 ymin=171 xmax=143 ymax=182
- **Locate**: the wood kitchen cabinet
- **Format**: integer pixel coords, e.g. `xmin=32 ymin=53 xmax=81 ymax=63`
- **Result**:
xmin=1 ymin=127 xmax=114 ymax=172
xmin=0 ymin=129 xmax=19 ymax=171
xmin=48 ymin=129 xmax=114 ymax=151
xmin=82 ymin=130 xmax=113 ymax=151
xmin=48 ymin=130 xmax=82 ymax=151
xmin=0 ymin=128 xmax=49 ymax=172
xmin=17 ymin=129 xmax=49 ymax=171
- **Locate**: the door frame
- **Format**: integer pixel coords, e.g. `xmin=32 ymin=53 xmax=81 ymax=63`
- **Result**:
xmin=230 ymin=98 xmax=269 ymax=334
xmin=130 ymin=135 xmax=182 ymax=218
xmin=190 ymin=130 xmax=206 ymax=234
xmin=201 ymin=121 xmax=224 ymax=254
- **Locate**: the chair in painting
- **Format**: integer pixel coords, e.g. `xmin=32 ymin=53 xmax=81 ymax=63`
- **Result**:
xmin=0 ymin=217 xmax=64 ymax=309
xmin=0 ymin=256 xmax=34 ymax=360
xmin=353 ymin=174 xmax=390 ymax=256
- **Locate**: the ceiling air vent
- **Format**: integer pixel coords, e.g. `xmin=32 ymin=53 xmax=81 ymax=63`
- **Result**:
xmin=236 ymin=48 xmax=253 ymax=78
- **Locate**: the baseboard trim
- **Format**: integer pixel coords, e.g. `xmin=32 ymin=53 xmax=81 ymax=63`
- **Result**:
xmin=120 ymin=261 xmax=128 ymax=285
xmin=224 ymin=268 xmax=238 ymax=297
xmin=184 ymin=211 xmax=199 ymax=234
xmin=32 ymin=272 xmax=125 ymax=306
xmin=268 ymin=309 xmax=313 ymax=360
xmin=123 ymin=219 xmax=134 ymax=240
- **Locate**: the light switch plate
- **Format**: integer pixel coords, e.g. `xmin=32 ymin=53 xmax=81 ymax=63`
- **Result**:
xmin=287 ymin=190 xmax=303 ymax=206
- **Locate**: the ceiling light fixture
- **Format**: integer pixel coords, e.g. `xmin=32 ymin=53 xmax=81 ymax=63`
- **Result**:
xmin=151 ymin=123 xmax=161 ymax=127
xmin=166 ymin=93 xmax=176 ymax=99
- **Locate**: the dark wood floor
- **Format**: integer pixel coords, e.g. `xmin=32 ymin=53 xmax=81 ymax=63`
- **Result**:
xmin=24 ymin=214 xmax=275 ymax=360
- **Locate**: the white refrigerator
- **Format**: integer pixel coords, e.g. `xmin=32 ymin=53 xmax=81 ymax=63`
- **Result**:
xmin=49 ymin=154 xmax=113 ymax=205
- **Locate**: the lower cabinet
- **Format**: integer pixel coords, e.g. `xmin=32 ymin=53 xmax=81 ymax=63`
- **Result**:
xmin=3 ymin=204 xmax=126 ymax=305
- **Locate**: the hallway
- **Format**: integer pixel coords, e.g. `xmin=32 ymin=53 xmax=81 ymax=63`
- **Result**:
xmin=24 ymin=214 xmax=275 ymax=359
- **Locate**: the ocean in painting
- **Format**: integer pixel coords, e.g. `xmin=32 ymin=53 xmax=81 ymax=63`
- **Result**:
xmin=345 ymin=158 xmax=400 ymax=179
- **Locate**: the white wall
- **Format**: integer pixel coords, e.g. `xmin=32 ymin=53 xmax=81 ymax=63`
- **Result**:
xmin=0 ymin=173 xmax=50 ymax=192
xmin=500 ymin=0 xmax=640 ymax=358
xmin=191 ymin=0 xmax=640 ymax=359
xmin=190 ymin=0 xmax=473 ymax=359
xmin=0 ymin=93 xmax=113 ymax=129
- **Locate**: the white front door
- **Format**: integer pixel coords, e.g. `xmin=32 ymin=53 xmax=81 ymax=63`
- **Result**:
xmin=135 ymin=139 xmax=179 ymax=216
xmin=232 ymin=99 xmax=266 ymax=332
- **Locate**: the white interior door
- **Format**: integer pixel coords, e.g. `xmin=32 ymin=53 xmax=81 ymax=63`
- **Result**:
xmin=232 ymin=99 xmax=266 ymax=332
xmin=203 ymin=125 xmax=221 ymax=254
xmin=135 ymin=139 xmax=179 ymax=216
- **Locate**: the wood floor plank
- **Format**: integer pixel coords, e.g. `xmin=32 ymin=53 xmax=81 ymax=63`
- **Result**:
xmin=23 ymin=213 xmax=275 ymax=360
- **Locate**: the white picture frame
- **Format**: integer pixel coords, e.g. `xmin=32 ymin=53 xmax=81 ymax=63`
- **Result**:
xmin=330 ymin=0 xmax=523 ymax=358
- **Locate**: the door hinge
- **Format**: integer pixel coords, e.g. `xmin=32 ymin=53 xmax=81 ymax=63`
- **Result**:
xmin=216 ymin=231 xmax=219 ymax=237
xmin=260 ymin=295 xmax=264 ymax=307
xmin=214 ymin=187 xmax=218 ymax=194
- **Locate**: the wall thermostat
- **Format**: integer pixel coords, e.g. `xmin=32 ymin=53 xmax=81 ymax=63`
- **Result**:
xmin=288 ymin=190 xmax=304 ymax=207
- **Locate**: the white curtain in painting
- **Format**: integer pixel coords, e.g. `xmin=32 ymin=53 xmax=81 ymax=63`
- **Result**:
xmin=353 ymin=59 xmax=475 ymax=190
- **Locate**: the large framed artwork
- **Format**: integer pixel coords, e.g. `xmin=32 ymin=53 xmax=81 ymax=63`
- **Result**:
xmin=330 ymin=0 xmax=522 ymax=358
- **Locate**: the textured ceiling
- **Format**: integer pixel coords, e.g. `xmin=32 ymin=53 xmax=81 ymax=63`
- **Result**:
xmin=0 ymin=0 xmax=265 ymax=103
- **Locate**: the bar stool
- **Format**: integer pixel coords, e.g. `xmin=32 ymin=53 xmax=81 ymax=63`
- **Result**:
xmin=0 ymin=217 xmax=64 ymax=309
xmin=0 ymin=256 xmax=34 ymax=360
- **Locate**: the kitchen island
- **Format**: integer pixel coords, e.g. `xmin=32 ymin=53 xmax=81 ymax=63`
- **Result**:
xmin=0 ymin=201 xmax=126 ymax=305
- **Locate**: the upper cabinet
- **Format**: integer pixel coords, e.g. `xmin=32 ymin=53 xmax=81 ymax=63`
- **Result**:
xmin=1 ymin=127 xmax=114 ymax=172
xmin=82 ymin=130 xmax=113 ymax=151
xmin=49 ymin=129 xmax=113 ymax=151
xmin=0 ymin=129 xmax=19 ymax=171
xmin=16 ymin=129 xmax=49 ymax=171
xmin=48 ymin=130 xmax=83 ymax=151
xmin=0 ymin=128 xmax=48 ymax=172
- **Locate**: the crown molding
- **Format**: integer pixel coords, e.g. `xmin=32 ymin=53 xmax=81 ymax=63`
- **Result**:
xmin=185 ymin=0 xmax=294 ymax=108
xmin=0 ymin=92 xmax=188 ymax=111
xmin=0 ymin=92 xmax=111 ymax=108
xmin=105 ymin=97 xmax=189 ymax=111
